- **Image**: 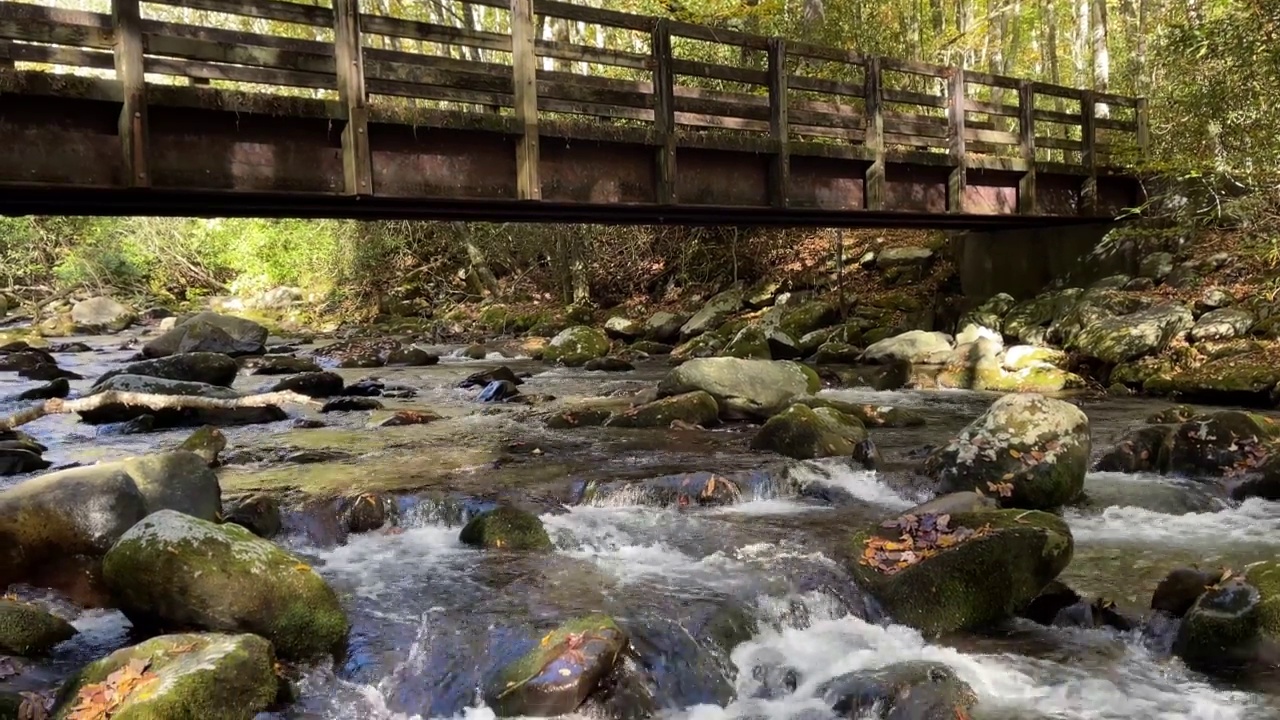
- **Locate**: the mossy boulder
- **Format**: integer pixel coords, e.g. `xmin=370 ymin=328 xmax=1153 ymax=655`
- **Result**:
xmin=1068 ymin=302 xmax=1194 ymax=364
xmin=791 ymin=397 xmax=925 ymax=428
xmin=813 ymin=342 xmax=861 ymax=365
xmin=0 ymin=599 xmax=76 ymax=656
xmin=1143 ymin=347 xmax=1280 ymax=405
xmin=485 ymin=615 xmax=627 ymax=716
xmin=93 ymin=352 xmax=239 ymax=388
xmin=1048 ymin=289 xmax=1150 ymax=347
xmin=669 ymin=333 xmax=725 ymax=363
xmin=958 ymin=292 xmax=1015 ymax=333
xmin=846 ymin=509 xmax=1074 ymax=635
xmin=1167 ymin=411 xmax=1280 ymax=476
xmin=657 ymin=358 xmax=818 ymax=421
xmin=178 ymin=426 xmax=226 ymax=467
xmin=222 ymin=493 xmax=282 ymax=539
xmin=1190 ymin=308 xmax=1255 ymax=343
xmin=819 ymin=661 xmax=977 ymax=720
xmin=721 ymin=325 xmax=771 ymax=359
xmin=51 ymin=633 xmax=278 ymax=720
xmin=0 ymin=451 xmax=219 ymax=589
xmin=643 ymin=311 xmax=688 ymax=343
xmin=1173 ymin=562 xmax=1280 ymax=678
xmin=750 ymin=404 xmax=867 ymax=460
xmin=776 ymin=300 xmax=840 ymax=339
xmin=543 ymin=326 xmax=611 ymax=367
xmin=142 ymin=312 xmax=268 ymax=359
xmin=1002 ymin=345 xmax=1068 ymax=371
xmin=459 ymin=506 xmax=552 ymax=551
xmin=102 ymin=510 xmax=349 ymax=661
xmin=862 ymin=330 xmax=953 ymax=365
xmin=679 ymin=288 xmax=743 ymax=340
xmin=604 ymin=391 xmax=718 ymax=429
xmin=924 ymin=394 xmax=1089 ymax=510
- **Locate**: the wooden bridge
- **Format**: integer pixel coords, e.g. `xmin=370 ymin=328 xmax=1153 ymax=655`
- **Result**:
xmin=0 ymin=0 xmax=1148 ymax=228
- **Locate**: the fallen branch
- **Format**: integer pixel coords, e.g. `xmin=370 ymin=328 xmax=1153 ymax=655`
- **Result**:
xmin=0 ymin=390 xmax=319 ymax=431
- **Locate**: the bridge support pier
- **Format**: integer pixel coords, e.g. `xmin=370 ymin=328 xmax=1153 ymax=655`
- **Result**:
xmin=949 ymin=221 xmax=1120 ymax=300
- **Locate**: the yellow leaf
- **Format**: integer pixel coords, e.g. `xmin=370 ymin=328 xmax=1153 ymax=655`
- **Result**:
xmin=1009 ymin=449 xmax=1022 ymax=458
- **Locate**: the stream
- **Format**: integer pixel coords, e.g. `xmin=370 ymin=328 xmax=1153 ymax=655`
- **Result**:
xmin=4 ymin=332 xmax=1280 ymax=720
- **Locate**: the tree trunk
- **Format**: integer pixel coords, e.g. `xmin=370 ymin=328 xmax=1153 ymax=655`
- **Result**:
xmin=1091 ymin=0 xmax=1110 ymax=105
xmin=1136 ymin=0 xmax=1149 ymax=95
xmin=465 ymin=240 xmax=501 ymax=297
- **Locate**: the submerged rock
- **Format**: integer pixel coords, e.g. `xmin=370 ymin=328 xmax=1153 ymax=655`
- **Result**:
xmin=577 ymin=471 xmax=742 ymax=508
xmin=604 ymin=391 xmax=718 ymax=429
xmin=16 ymin=377 xmax=71 ymax=401
xmin=0 ymin=430 xmax=50 ymax=476
xmin=51 ymin=633 xmax=278 ymax=720
xmin=847 ymin=508 xmax=1073 ymax=635
xmin=584 ymin=357 xmax=635 ymax=372
xmin=103 ymin=510 xmax=349 ymax=661
xmin=486 ymin=615 xmax=627 ymax=717
xmin=750 ymin=404 xmax=867 ymax=460
xmin=310 ymin=338 xmax=404 ymax=368
xmin=543 ymin=326 xmax=611 ymax=367
xmin=657 ymin=357 xmax=818 ymax=421
xmin=924 ymin=394 xmax=1089 ymax=510
xmin=459 ymin=506 xmax=552 ymax=551
xmin=820 ymin=661 xmax=977 ymax=720
xmin=0 ymin=598 xmax=77 ymax=656
xmin=143 ymin=312 xmax=268 ymax=359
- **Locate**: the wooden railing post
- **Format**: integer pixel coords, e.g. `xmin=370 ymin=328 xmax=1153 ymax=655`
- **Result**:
xmin=651 ymin=18 xmax=676 ymax=205
xmin=1080 ymin=89 xmax=1098 ymax=214
xmin=1135 ymin=96 xmax=1150 ymax=161
xmin=767 ymin=37 xmax=789 ymax=208
xmin=333 ymin=0 xmax=372 ymax=196
xmin=111 ymin=0 xmax=149 ymax=187
xmin=1017 ymin=79 xmax=1037 ymax=214
xmin=863 ymin=57 xmax=885 ymax=211
xmin=946 ymin=67 xmax=966 ymax=212
xmin=510 ymin=0 xmax=540 ymax=200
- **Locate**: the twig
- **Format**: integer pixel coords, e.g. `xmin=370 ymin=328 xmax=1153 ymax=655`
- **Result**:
xmin=0 ymin=390 xmax=319 ymax=432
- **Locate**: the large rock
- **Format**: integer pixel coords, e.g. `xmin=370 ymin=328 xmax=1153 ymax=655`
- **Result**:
xmin=51 ymin=633 xmax=278 ymax=720
xmin=1096 ymin=411 xmax=1279 ymax=484
xmin=0 ymin=451 xmax=220 ymax=589
xmin=603 ymin=316 xmax=642 ymax=340
xmin=242 ymin=355 xmax=322 ymax=375
xmin=722 ymin=325 xmax=800 ymax=360
xmin=604 ymin=391 xmax=718 ymax=429
xmin=958 ymin=292 xmax=1016 ymax=334
xmin=143 ymin=312 xmax=268 ymax=359
xmin=875 ymin=246 xmax=934 ymax=268
xmin=269 ymin=370 xmax=344 ymax=399
xmin=847 ymin=509 xmax=1073 ymax=635
xmin=1143 ymin=347 xmax=1280 ymax=405
xmin=750 ymin=404 xmax=867 ymax=460
xmin=0 ymin=598 xmax=77 ymax=656
xmin=679 ymin=288 xmax=743 ymax=340
xmin=103 ymin=510 xmax=349 ymax=660
xmin=862 ymin=330 xmax=953 ymax=365
xmin=459 ymin=506 xmax=551 ymax=551
xmin=78 ymin=375 xmax=287 ymax=428
xmin=1048 ymin=289 xmax=1149 ymax=348
xmin=1173 ymin=562 xmax=1280 ymax=678
xmin=1068 ymin=302 xmax=1194 ymax=364
xmin=94 ymin=352 xmax=239 ymax=388
xmin=1189 ymin=308 xmax=1255 ymax=343
xmin=70 ymin=296 xmax=135 ymax=333
xmin=543 ymin=326 xmax=611 ymax=367
xmin=774 ymin=300 xmax=840 ymax=339
xmin=656 ymin=357 xmax=819 ymax=421
xmin=1140 ymin=251 xmax=1176 ymax=281
xmin=924 ymin=394 xmax=1089 ymax=510
xmin=643 ymin=311 xmax=688 ymax=343
xmin=485 ymin=615 xmax=627 ymax=716
xmin=669 ymin=333 xmax=724 ymax=363
xmin=819 ymin=661 xmax=977 ymax=720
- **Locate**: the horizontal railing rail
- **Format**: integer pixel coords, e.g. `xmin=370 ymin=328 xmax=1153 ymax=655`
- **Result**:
xmin=0 ymin=0 xmax=1147 ymax=214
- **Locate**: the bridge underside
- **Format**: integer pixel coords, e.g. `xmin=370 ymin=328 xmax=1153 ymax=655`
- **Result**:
xmin=0 ymin=81 xmax=1141 ymax=229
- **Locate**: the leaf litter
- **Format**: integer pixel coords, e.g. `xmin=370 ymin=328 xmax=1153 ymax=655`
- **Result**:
xmin=66 ymin=657 xmax=159 ymax=720
xmin=859 ymin=512 xmax=992 ymax=575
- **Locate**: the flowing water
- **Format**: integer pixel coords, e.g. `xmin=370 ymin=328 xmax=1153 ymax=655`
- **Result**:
xmin=4 ymin=332 xmax=1280 ymax=720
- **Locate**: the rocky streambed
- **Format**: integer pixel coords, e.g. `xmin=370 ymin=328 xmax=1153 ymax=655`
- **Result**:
xmin=1 ymin=312 xmax=1280 ymax=719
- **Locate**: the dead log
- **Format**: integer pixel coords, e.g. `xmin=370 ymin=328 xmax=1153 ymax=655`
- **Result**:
xmin=0 ymin=390 xmax=318 ymax=431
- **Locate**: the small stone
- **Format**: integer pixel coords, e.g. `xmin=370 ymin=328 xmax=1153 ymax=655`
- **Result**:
xmin=321 ymin=397 xmax=384 ymax=413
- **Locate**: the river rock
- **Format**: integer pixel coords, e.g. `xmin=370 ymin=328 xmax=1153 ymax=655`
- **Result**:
xmin=1152 ymin=567 xmax=1218 ymax=617
xmin=1140 ymin=252 xmax=1176 ymax=281
xmin=1093 ymin=424 xmax=1178 ymax=473
xmin=321 ymin=397 xmax=382 ymax=412
xmin=311 ymin=338 xmax=402 ymax=368
xmin=459 ymin=506 xmax=552 ymax=551
xmin=584 ymin=357 xmax=635 ymax=372
xmin=670 ymin=333 xmax=725 ymax=363
xmin=51 ymin=633 xmax=279 ymax=720
xmin=78 ymin=374 xmax=286 ymax=428
xmin=242 ymin=354 xmax=321 ymax=375
xmin=459 ymin=367 xmax=523 ymax=389
xmin=386 ymin=345 xmax=439 ymax=366
xmin=1189 ymin=308 xmax=1255 ymax=343
xmin=876 ymin=246 xmax=935 ymax=269
xmin=545 ymin=407 xmax=615 ymax=429
xmin=341 ymin=493 xmax=390 ymax=533
xmin=576 ymin=471 xmax=742 ymax=508
xmin=775 ymin=300 xmax=840 ymax=339
xmin=1144 ymin=347 xmax=1280 ymax=404
xmin=604 ymin=316 xmax=643 ymax=340
xmin=0 ymin=598 xmax=77 ymax=656
xmin=103 ymin=510 xmax=349 ymax=660
xmin=792 ymin=398 xmax=925 ymax=428
xmin=0 ymin=430 xmax=50 ymax=477
xmin=70 ymin=296 xmax=135 ymax=333
xmin=643 ymin=311 xmax=687 ymax=343
xmin=1097 ymin=411 xmax=1280 ymax=478
xmin=1173 ymin=566 xmax=1280 ymax=678
xmin=957 ymin=293 xmax=1015 ymax=336
xmin=904 ymin=491 xmax=998 ymax=517
xmin=269 ymin=370 xmax=344 ymax=398
xmin=1002 ymin=345 xmax=1067 ymax=371
xmin=143 ymin=312 xmax=268 ymax=359
xmin=723 ymin=325 xmax=776 ymax=360
xmin=543 ymin=326 xmax=611 ymax=367
xmin=819 ymin=661 xmax=977 ymax=720
xmin=1068 ymin=302 xmax=1194 ymax=364
xmin=862 ymin=330 xmax=953 ymax=365
xmin=680 ymin=288 xmax=743 ymax=340
xmin=924 ymin=394 xmax=1089 ymax=510
xmin=15 ymin=377 xmax=70 ymax=401
xmin=604 ymin=391 xmax=718 ymax=429
xmin=96 ymin=352 xmax=240 ymax=388
xmin=750 ymin=404 xmax=867 ymax=460
xmin=812 ymin=342 xmax=861 ymax=365
xmin=485 ymin=615 xmax=627 ymax=716
xmin=657 ymin=357 xmax=819 ymax=421
xmin=847 ymin=508 xmax=1074 ymax=635
xmin=0 ymin=450 xmax=219 ymax=589
xmin=223 ymin=493 xmax=282 ymax=539
xmin=179 ymin=426 xmax=226 ymax=467
xmin=629 ymin=340 xmax=673 ymax=355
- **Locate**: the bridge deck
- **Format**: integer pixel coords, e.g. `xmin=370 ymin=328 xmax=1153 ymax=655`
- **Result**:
xmin=0 ymin=0 xmax=1147 ymax=228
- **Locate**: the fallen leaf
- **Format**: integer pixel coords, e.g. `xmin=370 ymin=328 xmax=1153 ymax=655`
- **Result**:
xmin=1009 ymin=449 xmax=1022 ymax=459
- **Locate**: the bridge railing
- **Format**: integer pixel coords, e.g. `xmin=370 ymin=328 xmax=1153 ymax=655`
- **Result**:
xmin=0 ymin=0 xmax=1147 ymax=212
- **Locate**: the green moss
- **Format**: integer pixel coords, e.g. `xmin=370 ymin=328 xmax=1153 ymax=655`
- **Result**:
xmin=792 ymin=397 xmax=925 ymax=428
xmin=1246 ymin=561 xmax=1280 ymax=638
xmin=604 ymin=391 xmax=719 ymax=429
xmin=750 ymin=404 xmax=867 ymax=460
xmin=813 ymin=342 xmax=861 ymax=364
xmin=722 ymin=326 xmax=771 ymax=359
xmin=984 ymin=366 xmax=1086 ymax=393
xmin=488 ymin=615 xmax=626 ymax=716
xmin=52 ymin=633 xmax=277 ymax=720
xmin=788 ymin=361 xmax=822 ymax=394
xmin=847 ymin=510 xmax=1073 ymax=636
xmin=543 ymin=326 xmax=610 ymax=367
xmin=778 ymin=300 xmax=839 ymax=338
xmin=0 ymin=599 xmax=77 ymax=656
xmin=670 ymin=333 xmax=725 ymax=363
xmin=459 ymin=506 xmax=552 ymax=551
xmin=102 ymin=511 xmax=349 ymax=662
